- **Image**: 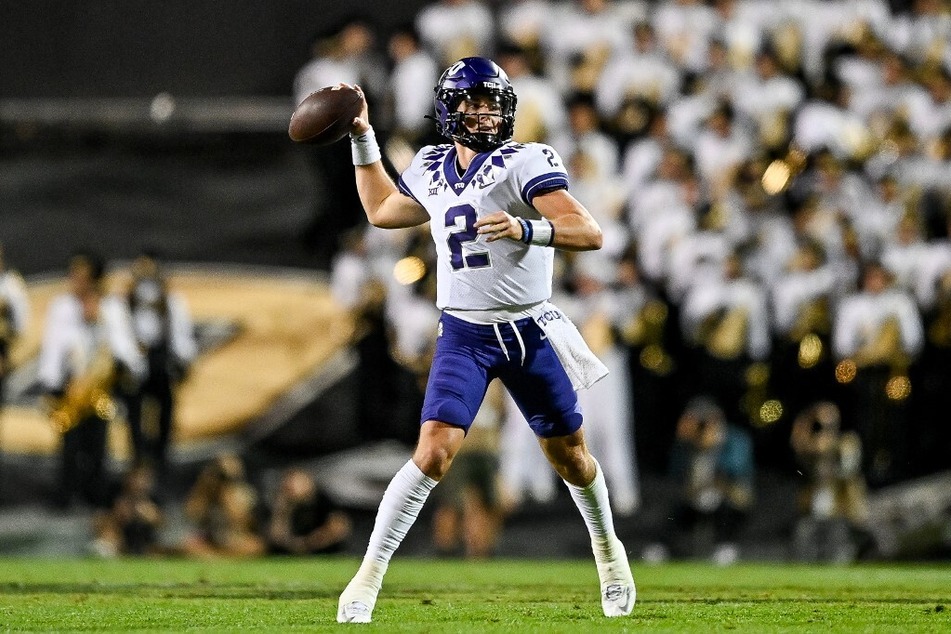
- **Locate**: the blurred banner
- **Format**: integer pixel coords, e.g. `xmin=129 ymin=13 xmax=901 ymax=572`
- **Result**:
xmin=0 ymin=134 xmax=321 ymax=275
xmin=1 ymin=0 xmax=431 ymax=98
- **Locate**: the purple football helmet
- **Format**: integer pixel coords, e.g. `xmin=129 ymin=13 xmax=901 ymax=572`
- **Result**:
xmin=433 ymin=57 xmax=517 ymax=152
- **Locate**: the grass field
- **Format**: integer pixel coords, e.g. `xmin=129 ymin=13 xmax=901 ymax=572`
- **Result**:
xmin=0 ymin=557 xmax=948 ymax=632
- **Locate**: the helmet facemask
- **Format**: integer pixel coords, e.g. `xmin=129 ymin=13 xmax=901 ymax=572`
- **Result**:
xmin=437 ymin=87 xmax=516 ymax=152
xmin=433 ymin=57 xmax=517 ymax=152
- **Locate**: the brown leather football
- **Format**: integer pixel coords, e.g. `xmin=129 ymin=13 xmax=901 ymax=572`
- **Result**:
xmin=288 ymin=85 xmax=362 ymax=145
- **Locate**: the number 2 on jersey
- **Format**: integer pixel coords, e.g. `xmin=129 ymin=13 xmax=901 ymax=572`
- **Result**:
xmin=445 ymin=204 xmax=490 ymax=271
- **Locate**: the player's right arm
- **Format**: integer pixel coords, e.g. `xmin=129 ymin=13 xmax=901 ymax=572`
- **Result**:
xmin=348 ymin=85 xmax=429 ymax=229
xmin=354 ymin=160 xmax=429 ymax=229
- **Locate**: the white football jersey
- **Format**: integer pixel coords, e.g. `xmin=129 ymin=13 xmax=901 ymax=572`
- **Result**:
xmin=398 ymin=141 xmax=569 ymax=311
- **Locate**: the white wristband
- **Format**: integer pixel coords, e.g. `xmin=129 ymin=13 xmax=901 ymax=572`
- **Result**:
xmin=350 ymin=126 xmax=381 ymax=166
xmin=519 ymin=218 xmax=555 ymax=247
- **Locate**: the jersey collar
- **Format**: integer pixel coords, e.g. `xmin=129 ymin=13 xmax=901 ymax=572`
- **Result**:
xmin=443 ymin=147 xmax=493 ymax=196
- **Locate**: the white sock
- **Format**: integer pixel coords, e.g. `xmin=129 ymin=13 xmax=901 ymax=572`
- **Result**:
xmin=343 ymin=460 xmax=438 ymax=602
xmin=564 ymin=458 xmax=628 ymax=574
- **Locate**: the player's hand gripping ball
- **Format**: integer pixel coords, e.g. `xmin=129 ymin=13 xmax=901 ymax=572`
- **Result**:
xmin=288 ymin=85 xmax=362 ymax=145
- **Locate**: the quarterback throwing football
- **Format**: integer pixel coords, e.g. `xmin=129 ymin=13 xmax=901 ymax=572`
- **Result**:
xmin=337 ymin=57 xmax=635 ymax=623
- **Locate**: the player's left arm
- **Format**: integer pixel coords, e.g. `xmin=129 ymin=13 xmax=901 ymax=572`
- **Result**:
xmin=475 ymin=143 xmax=601 ymax=251
xmin=530 ymin=189 xmax=603 ymax=251
xmin=474 ymin=189 xmax=603 ymax=252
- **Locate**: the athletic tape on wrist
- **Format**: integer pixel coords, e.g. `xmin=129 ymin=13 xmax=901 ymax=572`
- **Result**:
xmin=351 ymin=127 xmax=381 ymax=166
xmin=519 ymin=218 xmax=555 ymax=247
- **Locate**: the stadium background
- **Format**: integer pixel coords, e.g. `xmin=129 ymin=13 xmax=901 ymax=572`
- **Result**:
xmin=1 ymin=0 xmax=436 ymax=274
xmin=1 ymin=0 xmax=949 ymax=562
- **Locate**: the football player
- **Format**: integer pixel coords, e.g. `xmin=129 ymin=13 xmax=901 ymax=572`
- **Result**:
xmin=337 ymin=57 xmax=635 ymax=623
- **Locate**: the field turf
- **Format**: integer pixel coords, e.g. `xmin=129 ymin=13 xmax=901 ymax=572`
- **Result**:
xmin=0 ymin=558 xmax=948 ymax=632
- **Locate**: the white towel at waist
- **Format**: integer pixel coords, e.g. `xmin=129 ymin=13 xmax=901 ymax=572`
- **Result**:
xmin=534 ymin=302 xmax=609 ymax=391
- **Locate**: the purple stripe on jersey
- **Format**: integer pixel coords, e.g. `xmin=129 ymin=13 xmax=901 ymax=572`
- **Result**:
xmin=424 ymin=145 xmax=451 ymax=172
xmin=521 ymin=173 xmax=569 ymax=205
xmin=397 ymin=175 xmax=423 ymax=205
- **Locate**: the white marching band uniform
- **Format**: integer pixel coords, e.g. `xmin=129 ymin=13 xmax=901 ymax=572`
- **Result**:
xmin=38 ymin=294 xmax=146 ymax=392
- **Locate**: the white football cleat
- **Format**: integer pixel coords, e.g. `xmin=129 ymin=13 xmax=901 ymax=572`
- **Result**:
xmin=601 ymin=581 xmax=636 ymax=617
xmin=336 ymin=560 xmax=386 ymax=624
xmin=597 ymin=537 xmax=636 ymax=617
xmin=336 ymin=600 xmax=373 ymax=624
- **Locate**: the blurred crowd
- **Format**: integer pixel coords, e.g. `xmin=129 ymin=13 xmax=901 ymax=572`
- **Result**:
xmin=3 ymin=0 xmax=951 ymax=563
xmin=89 ymin=453 xmax=353 ymax=560
xmin=298 ymin=0 xmax=951 ymax=492
xmin=297 ymin=0 xmax=951 ymax=561
xmin=0 ymin=241 xmax=358 ymax=561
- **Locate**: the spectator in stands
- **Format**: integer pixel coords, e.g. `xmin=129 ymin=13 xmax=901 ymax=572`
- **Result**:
xmin=620 ymin=104 xmax=672 ymax=199
xmin=595 ymin=21 xmax=682 ymax=120
xmin=793 ymin=77 xmax=872 ymax=162
xmin=846 ymin=174 xmax=906 ymax=262
xmin=415 ymin=0 xmax=495 ymax=67
xmin=496 ymin=42 xmax=568 ymax=144
xmin=564 ymin=148 xmax=628 ymax=253
xmin=790 ymin=401 xmax=869 ymax=562
xmin=882 ymin=213 xmax=931 ymax=294
xmin=691 ymin=101 xmax=755 ymax=196
xmin=911 ymin=216 xmax=951 ymax=475
xmin=180 ymin=453 xmax=265 ymax=558
xmin=680 ymin=251 xmax=771 ymax=426
xmin=708 ymin=0 xmax=767 ymax=73
xmin=121 ymin=250 xmax=197 ymax=481
xmin=729 ymin=46 xmax=805 ymax=140
xmin=833 ymin=260 xmax=924 ymax=486
xmin=830 ymin=24 xmax=886 ymax=96
xmin=329 ymin=208 xmax=434 ymax=451
xmin=665 ymin=208 xmax=735 ymax=304
xmin=849 ymin=49 xmax=930 ymax=123
xmin=736 ymin=155 xmax=798 ymax=289
xmin=91 ymin=463 xmax=164 ymax=557
xmin=266 ymin=468 xmax=352 ymax=555
xmin=551 ymin=92 xmax=619 ymax=182
xmin=613 ymin=245 xmax=680 ymax=475
xmin=647 ymin=396 xmax=754 ymax=565
xmin=884 ymin=0 xmax=951 ymax=65
xmin=652 ymin=0 xmax=717 ymax=74
xmin=561 ymin=253 xmax=641 ymax=515
xmin=38 ymin=251 xmax=146 ymax=510
xmin=497 ymin=0 xmax=552 ymax=60
xmin=539 ymin=0 xmax=632 ymax=96
xmin=625 ymin=147 xmax=698 ymax=285
xmin=293 ymin=18 xmax=385 ymax=113
xmin=911 ymin=64 xmax=951 ymax=142
xmin=0 ymin=243 xmax=29 ymax=431
xmin=386 ymin=25 xmax=440 ymax=147
xmin=770 ymin=239 xmax=839 ymax=426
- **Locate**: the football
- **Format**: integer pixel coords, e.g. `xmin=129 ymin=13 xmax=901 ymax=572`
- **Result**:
xmin=288 ymin=85 xmax=362 ymax=145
